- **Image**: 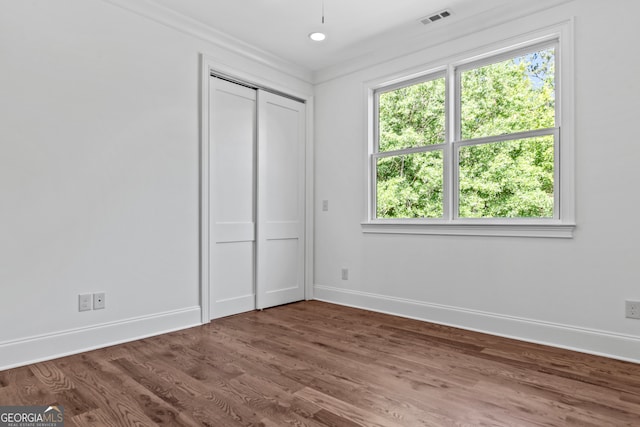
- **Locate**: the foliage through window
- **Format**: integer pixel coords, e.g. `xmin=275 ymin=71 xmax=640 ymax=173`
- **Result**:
xmin=373 ymin=42 xmax=559 ymax=222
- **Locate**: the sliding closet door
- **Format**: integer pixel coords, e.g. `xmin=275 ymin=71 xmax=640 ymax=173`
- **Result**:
xmin=256 ymin=91 xmax=306 ymax=309
xmin=209 ymin=78 xmax=256 ymax=319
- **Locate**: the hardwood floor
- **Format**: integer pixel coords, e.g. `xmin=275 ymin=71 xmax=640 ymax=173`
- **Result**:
xmin=1 ymin=301 xmax=639 ymax=426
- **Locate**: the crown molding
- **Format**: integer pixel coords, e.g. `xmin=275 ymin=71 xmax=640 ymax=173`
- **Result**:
xmin=100 ymin=0 xmax=314 ymax=85
xmin=313 ymin=0 xmax=574 ymax=84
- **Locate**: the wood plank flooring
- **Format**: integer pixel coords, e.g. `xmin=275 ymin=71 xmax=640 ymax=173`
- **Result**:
xmin=1 ymin=301 xmax=639 ymax=426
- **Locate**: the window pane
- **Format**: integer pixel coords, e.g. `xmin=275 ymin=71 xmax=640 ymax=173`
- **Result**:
xmin=376 ymin=151 xmax=443 ymax=219
xmin=461 ymin=48 xmax=555 ymax=140
xmin=378 ymin=77 xmax=445 ymax=152
xmin=458 ymin=136 xmax=554 ymax=218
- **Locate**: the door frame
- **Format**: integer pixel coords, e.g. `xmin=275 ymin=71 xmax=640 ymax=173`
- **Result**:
xmin=199 ymin=54 xmax=315 ymax=323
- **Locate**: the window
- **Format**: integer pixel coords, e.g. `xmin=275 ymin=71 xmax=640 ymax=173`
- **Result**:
xmin=366 ymin=35 xmax=575 ymax=237
xmin=376 ymin=75 xmax=446 ymax=219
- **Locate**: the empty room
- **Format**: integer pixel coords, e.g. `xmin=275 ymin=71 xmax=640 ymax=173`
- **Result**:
xmin=1 ymin=0 xmax=639 ymax=425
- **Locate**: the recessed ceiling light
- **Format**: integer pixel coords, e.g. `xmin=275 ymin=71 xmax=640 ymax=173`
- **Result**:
xmin=309 ymin=32 xmax=326 ymax=42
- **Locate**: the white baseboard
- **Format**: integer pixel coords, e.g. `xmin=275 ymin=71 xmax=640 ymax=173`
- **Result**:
xmin=0 ymin=307 xmax=202 ymax=371
xmin=314 ymin=285 xmax=640 ymax=364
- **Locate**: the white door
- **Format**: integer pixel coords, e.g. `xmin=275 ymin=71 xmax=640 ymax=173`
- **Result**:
xmin=209 ymin=78 xmax=257 ymax=319
xmin=256 ymin=91 xmax=306 ymax=309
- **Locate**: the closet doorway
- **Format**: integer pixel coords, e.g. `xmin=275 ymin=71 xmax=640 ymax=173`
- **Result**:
xmin=207 ymin=77 xmax=306 ymax=320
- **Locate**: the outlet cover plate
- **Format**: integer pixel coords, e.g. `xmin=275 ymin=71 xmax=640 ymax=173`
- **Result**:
xmin=626 ymin=300 xmax=640 ymax=319
xmin=79 ymin=294 xmax=92 ymax=312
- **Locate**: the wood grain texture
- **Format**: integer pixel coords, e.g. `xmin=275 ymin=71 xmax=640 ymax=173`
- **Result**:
xmin=1 ymin=301 xmax=639 ymax=426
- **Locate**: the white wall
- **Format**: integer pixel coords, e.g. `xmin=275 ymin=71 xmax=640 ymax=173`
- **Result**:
xmin=0 ymin=0 xmax=311 ymax=369
xmin=313 ymin=0 xmax=640 ymax=362
xmin=2 ymin=0 xmax=638 ymax=370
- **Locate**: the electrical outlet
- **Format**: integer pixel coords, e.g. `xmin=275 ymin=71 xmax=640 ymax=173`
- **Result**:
xmin=626 ymin=300 xmax=640 ymax=319
xmin=341 ymin=268 xmax=349 ymax=280
xmin=79 ymin=294 xmax=92 ymax=312
xmin=322 ymin=200 xmax=329 ymax=212
xmin=93 ymin=292 xmax=106 ymax=310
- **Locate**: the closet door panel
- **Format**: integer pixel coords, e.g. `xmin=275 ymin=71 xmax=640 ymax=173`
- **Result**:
xmin=256 ymin=91 xmax=306 ymax=309
xmin=209 ymin=78 xmax=257 ymax=319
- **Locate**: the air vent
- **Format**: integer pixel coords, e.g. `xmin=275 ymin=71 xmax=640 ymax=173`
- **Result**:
xmin=420 ymin=10 xmax=452 ymax=25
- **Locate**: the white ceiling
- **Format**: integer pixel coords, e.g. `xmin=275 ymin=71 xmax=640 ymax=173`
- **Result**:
xmin=142 ymin=0 xmax=568 ymax=73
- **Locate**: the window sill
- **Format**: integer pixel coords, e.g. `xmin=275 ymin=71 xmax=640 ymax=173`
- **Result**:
xmin=361 ymin=221 xmax=575 ymax=238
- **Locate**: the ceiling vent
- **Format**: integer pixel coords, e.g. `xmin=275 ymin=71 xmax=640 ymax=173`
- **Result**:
xmin=420 ymin=10 xmax=452 ymax=25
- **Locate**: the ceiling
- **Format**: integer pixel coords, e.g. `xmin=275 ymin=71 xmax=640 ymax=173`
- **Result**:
xmin=143 ymin=0 xmax=566 ymax=72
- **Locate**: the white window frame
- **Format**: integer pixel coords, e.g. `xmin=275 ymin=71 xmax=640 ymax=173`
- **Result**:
xmin=363 ymin=25 xmax=575 ymax=238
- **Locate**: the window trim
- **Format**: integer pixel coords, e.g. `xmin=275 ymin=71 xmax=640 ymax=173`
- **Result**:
xmin=363 ymin=24 xmax=575 ymax=238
